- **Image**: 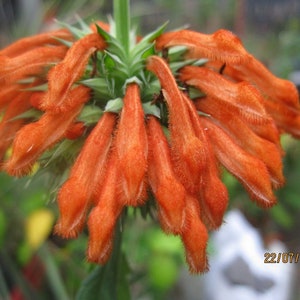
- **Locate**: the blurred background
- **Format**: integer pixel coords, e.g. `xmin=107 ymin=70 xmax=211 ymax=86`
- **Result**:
xmin=0 ymin=0 xmax=300 ymax=299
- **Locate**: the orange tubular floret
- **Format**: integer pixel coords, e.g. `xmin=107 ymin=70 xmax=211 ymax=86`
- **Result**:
xmin=114 ymin=83 xmax=148 ymax=206
xmin=155 ymin=29 xmax=250 ymax=64
xmin=202 ymin=117 xmax=277 ymax=207
xmin=180 ymin=66 xmax=271 ymax=125
xmin=0 ymin=46 xmax=67 ymax=85
xmin=42 ymin=32 xmax=106 ymax=112
xmin=55 ymin=113 xmax=116 ymax=238
xmin=0 ymin=29 xmax=73 ymax=57
xmin=193 ymin=96 xmax=281 ymax=149
xmin=64 ymin=122 xmax=86 ymax=140
xmin=182 ymin=93 xmax=228 ymax=229
xmin=147 ymin=56 xmax=206 ymax=195
xmin=181 ymin=195 xmax=209 ymax=274
xmin=87 ymin=154 xmax=124 ymax=264
xmin=0 ymin=91 xmax=33 ymax=162
xmin=147 ymin=115 xmax=186 ymax=234
xmin=223 ymin=56 xmax=299 ymax=109
xmin=4 ymin=96 xmax=87 ymax=176
xmin=0 ymin=84 xmax=25 ymax=111
xmin=264 ymin=99 xmax=300 ymax=139
xmin=196 ymin=97 xmax=285 ymax=188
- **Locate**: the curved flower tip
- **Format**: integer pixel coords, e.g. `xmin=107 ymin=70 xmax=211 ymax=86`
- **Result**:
xmin=182 ymin=92 xmax=228 ymax=229
xmin=115 ymin=83 xmax=148 ymax=206
xmin=182 ymin=196 xmax=209 ymax=273
xmin=155 ymin=29 xmax=250 ymax=64
xmin=0 ymin=46 xmax=67 ymax=86
xmin=0 ymin=90 xmax=34 ymax=162
xmin=147 ymin=115 xmax=186 ymax=234
xmin=87 ymin=205 xmax=116 ymax=264
xmin=4 ymin=102 xmax=84 ymax=177
xmin=202 ymin=118 xmax=277 ymax=208
xmin=42 ymin=33 xmax=106 ymax=112
xmin=0 ymin=29 xmax=73 ymax=57
xmin=196 ymin=96 xmax=285 ymax=188
xmin=55 ymin=179 xmax=88 ymax=239
xmin=55 ymin=113 xmax=116 ymax=238
xmin=226 ymin=55 xmax=300 ymax=109
xmin=87 ymin=156 xmax=124 ymax=264
xmin=65 ymin=122 xmax=86 ymax=140
xmin=147 ymin=56 xmax=206 ymax=194
xmin=180 ymin=66 xmax=270 ymax=125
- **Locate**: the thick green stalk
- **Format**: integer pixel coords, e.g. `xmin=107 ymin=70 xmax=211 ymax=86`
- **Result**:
xmin=113 ymin=0 xmax=130 ymax=56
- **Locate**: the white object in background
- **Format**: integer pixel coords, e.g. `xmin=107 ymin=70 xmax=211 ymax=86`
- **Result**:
xmin=203 ymin=209 xmax=296 ymax=300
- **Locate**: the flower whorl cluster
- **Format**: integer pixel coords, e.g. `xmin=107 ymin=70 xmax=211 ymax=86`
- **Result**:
xmin=0 ymin=20 xmax=299 ymax=273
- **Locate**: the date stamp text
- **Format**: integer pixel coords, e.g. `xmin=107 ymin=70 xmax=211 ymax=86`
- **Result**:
xmin=264 ymin=252 xmax=299 ymax=264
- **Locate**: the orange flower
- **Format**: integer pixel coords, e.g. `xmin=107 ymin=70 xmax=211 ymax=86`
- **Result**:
xmin=195 ymin=96 xmax=284 ymax=188
xmin=55 ymin=112 xmax=116 ymax=238
xmin=147 ymin=56 xmax=206 ymax=195
xmin=87 ymin=151 xmax=124 ymax=264
xmin=201 ymin=117 xmax=277 ymax=207
xmin=0 ymin=46 xmax=67 ymax=86
xmin=180 ymin=65 xmax=282 ymax=145
xmin=42 ymin=33 xmax=106 ymax=112
xmin=182 ymin=92 xmax=228 ymax=229
xmin=0 ymin=90 xmax=33 ymax=162
xmin=4 ymin=86 xmax=90 ymax=176
xmin=114 ymin=83 xmax=148 ymax=206
xmin=155 ymin=29 xmax=250 ymax=64
xmin=0 ymin=17 xmax=299 ymax=275
xmin=0 ymin=29 xmax=73 ymax=57
xmin=181 ymin=195 xmax=208 ymax=274
xmin=220 ymin=56 xmax=299 ymax=109
xmin=147 ymin=115 xmax=186 ymax=234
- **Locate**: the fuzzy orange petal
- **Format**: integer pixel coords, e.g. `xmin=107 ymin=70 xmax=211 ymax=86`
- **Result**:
xmin=87 ymin=154 xmax=124 ymax=264
xmin=147 ymin=115 xmax=186 ymax=234
xmin=114 ymin=83 xmax=148 ymax=206
xmin=147 ymin=56 xmax=206 ymax=194
xmin=0 ymin=84 xmax=26 ymax=111
xmin=264 ymin=99 xmax=300 ymax=138
xmin=55 ymin=113 xmax=116 ymax=238
xmin=202 ymin=118 xmax=277 ymax=207
xmin=181 ymin=195 xmax=209 ymax=274
xmin=64 ymin=122 xmax=86 ymax=140
xmin=223 ymin=56 xmax=299 ymax=109
xmin=196 ymin=97 xmax=285 ymax=188
xmin=42 ymin=33 xmax=106 ymax=112
xmin=155 ymin=29 xmax=250 ymax=64
xmin=0 ymin=29 xmax=73 ymax=57
xmin=0 ymin=91 xmax=33 ymax=162
xmin=182 ymin=93 xmax=228 ymax=229
xmin=4 ymin=101 xmax=86 ymax=177
xmin=0 ymin=46 xmax=67 ymax=85
xmin=180 ymin=66 xmax=272 ymax=124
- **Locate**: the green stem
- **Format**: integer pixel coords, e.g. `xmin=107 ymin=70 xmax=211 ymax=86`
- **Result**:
xmin=113 ymin=0 xmax=130 ymax=55
xmin=38 ymin=244 xmax=69 ymax=300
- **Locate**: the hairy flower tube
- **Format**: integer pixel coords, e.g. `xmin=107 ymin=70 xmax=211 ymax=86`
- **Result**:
xmin=0 ymin=17 xmax=299 ymax=274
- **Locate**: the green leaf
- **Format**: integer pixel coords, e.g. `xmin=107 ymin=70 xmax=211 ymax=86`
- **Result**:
xmin=56 ymin=20 xmax=86 ymax=39
xmin=22 ymin=83 xmax=48 ymax=91
xmin=105 ymin=98 xmax=123 ymax=113
xmin=136 ymin=21 xmax=168 ymax=47
xmin=142 ymin=102 xmax=160 ymax=118
xmin=52 ymin=37 xmax=73 ymax=48
xmin=78 ymin=105 xmax=103 ymax=125
xmin=75 ymin=14 xmax=92 ymax=33
xmin=80 ymin=78 xmax=110 ymax=98
xmin=10 ymin=108 xmax=42 ymax=121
